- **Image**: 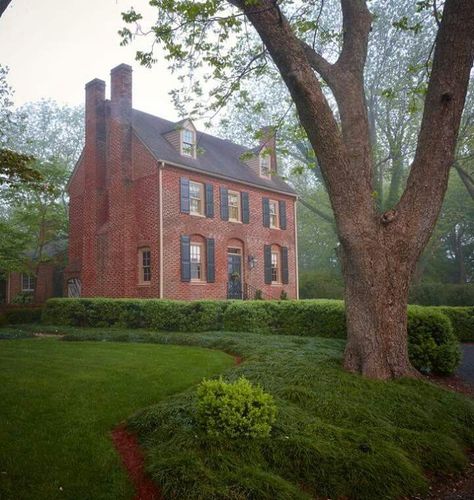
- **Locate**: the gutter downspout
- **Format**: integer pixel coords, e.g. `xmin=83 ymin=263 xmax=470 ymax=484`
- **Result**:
xmin=159 ymin=162 xmax=164 ymax=299
xmin=294 ymin=198 xmax=300 ymax=300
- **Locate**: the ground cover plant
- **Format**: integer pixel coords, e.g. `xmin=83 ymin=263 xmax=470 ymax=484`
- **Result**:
xmin=14 ymin=324 xmax=474 ymax=500
xmin=0 ymin=335 xmax=233 ymax=500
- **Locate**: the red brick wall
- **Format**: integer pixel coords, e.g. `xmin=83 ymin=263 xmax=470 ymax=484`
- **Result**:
xmin=161 ymin=166 xmax=297 ymax=300
xmin=8 ymin=263 xmax=59 ymax=304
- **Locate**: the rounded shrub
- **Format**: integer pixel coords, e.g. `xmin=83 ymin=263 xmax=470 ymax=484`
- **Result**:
xmin=196 ymin=377 xmax=277 ymax=439
xmin=407 ymin=306 xmax=461 ymax=375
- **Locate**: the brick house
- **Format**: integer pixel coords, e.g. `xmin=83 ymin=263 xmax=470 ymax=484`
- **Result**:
xmin=65 ymin=64 xmax=298 ymax=300
xmin=1 ymin=241 xmax=66 ymax=305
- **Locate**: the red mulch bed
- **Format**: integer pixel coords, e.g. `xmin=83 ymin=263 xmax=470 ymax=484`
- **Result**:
xmin=111 ymin=425 xmax=162 ymax=500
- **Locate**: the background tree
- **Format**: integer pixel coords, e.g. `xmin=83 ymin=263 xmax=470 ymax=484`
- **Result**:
xmin=0 ymin=96 xmax=84 ymax=291
xmin=0 ymin=65 xmax=40 ymax=188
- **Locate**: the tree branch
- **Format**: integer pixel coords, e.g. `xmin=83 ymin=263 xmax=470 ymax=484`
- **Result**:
xmin=337 ymin=0 xmax=372 ymax=75
xmin=454 ymin=162 xmax=474 ymax=200
xmin=299 ymin=197 xmax=335 ymax=223
xmin=300 ymin=41 xmax=335 ymax=86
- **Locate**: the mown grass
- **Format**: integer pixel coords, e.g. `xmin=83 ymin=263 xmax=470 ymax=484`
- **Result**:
xmin=0 ymin=334 xmax=234 ymax=500
xmin=10 ymin=324 xmax=474 ymax=500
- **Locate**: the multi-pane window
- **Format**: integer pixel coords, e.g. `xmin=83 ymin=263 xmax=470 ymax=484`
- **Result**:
xmin=260 ymin=153 xmax=270 ymax=178
xmin=190 ymin=243 xmax=203 ymax=280
xmin=21 ymin=274 xmax=35 ymax=292
xmin=271 ymin=250 xmax=280 ymax=283
xmin=139 ymin=248 xmax=151 ymax=283
xmin=228 ymin=190 xmax=241 ymax=221
xmin=182 ymin=129 xmax=195 ymax=157
xmin=189 ymin=181 xmax=204 ymax=215
xmin=269 ymin=200 xmax=279 ymax=228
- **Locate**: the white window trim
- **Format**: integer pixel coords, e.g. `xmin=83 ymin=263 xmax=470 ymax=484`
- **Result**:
xmin=190 ymin=242 xmax=205 ymax=282
xmin=21 ymin=273 xmax=35 ymax=292
xmin=181 ymin=128 xmax=196 ymax=158
xmin=228 ymin=190 xmax=241 ymax=222
xmin=271 ymin=249 xmax=281 ymax=284
xmin=138 ymin=248 xmax=151 ymax=285
xmin=269 ymin=200 xmax=280 ymax=229
xmin=189 ymin=180 xmax=205 ymax=216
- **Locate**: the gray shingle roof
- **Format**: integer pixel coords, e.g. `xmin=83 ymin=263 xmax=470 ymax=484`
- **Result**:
xmin=132 ymin=110 xmax=296 ymax=196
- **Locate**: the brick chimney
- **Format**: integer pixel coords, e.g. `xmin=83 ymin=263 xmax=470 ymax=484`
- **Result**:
xmin=258 ymin=126 xmax=277 ymax=173
xmin=82 ymin=78 xmax=107 ymax=295
xmin=107 ymin=64 xmax=134 ymax=297
xmin=110 ymin=63 xmax=133 ymax=179
xmin=85 ymin=78 xmax=106 ymax=188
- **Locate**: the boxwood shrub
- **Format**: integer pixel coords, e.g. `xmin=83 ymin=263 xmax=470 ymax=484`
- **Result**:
xmin=196 ymin=376 xmax=277 ymax=439
xmin=42 ymin=298 xmax=460 ymax=374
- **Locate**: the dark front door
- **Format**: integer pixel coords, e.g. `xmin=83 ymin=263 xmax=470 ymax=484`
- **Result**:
xmin=227 ymin=249 xmax=242 ymax=299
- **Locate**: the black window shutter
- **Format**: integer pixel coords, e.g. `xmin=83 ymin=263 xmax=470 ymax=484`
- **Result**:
xmin=220 ymin=187 xmax=229 ymax=220
xmin=264 ymin=244 xmax=272 ymax=284
xmin=206 ymin=238 xmax=215 ymax=282
xmin=241 ymin=192 xmax=249 ymax=224
xmin=205 ymin=184 xmax=214 ymax=218
xmin=262 ymin=198 xmax=270 ymax=227
xmin=281 ymin=247 xmax=289 ymax=284
xmin=180 ymin=235 xmax=191 ymax=282
xmin=279 ymin=200 xmax=287 ymax=230
xmin=180 ymin=177 xmax=190 ymax=214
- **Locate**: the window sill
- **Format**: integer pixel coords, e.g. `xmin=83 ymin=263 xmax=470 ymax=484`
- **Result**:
xmin=190 ymin=280 xmax=208 ymax=285
xmin=190 ymin=212 xmax=206 ymax=218
xmin=229 ymin=219 xmax=242 ymax=224
xmin=271 ymin=282 xmax=282 ymax=286
xmin=138 ymin=282 xmax=151 ymax=287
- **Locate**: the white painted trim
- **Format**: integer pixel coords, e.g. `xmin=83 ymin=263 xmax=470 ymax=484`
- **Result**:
xmin=294 ymin=198 xmax=300 ymax=300
xmin=159 ymin=162 xmax=164 ymax=299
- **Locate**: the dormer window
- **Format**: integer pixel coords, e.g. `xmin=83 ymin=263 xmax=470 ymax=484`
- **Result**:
xmin=181 ymin=128 xmax=195 ymax=157
xmin=259 ymin=151 xmax=271 ymax=178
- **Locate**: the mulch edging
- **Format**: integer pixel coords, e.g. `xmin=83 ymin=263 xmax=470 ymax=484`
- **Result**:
xmin=111 ymin=425 xmax=162 ymax=500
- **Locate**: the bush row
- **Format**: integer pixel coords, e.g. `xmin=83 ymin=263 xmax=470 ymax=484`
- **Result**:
xmin=0 ymin=307 xmax=43 ymax=326
xmin=43 ymin=298 xmax=461 ymax=374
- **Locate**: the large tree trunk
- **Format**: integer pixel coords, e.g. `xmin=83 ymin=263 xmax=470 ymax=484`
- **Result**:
xmin=340 ymin=237 xmax=417 ymax=378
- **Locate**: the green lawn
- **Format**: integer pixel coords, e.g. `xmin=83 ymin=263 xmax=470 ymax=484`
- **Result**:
xmin=0 ymin=337 xmax=234 ymax=500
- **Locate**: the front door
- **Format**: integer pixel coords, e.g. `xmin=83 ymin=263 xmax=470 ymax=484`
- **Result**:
xmin=227 ymin=248 xmax=242 ymax=299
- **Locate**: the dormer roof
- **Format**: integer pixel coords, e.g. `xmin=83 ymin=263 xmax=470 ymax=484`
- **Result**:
xmin=132 ymin=110 xmax=296 ymax=196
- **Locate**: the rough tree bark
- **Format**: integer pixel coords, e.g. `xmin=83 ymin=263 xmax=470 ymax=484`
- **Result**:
xmin=228 ymin=0 xmax=474 ymax=378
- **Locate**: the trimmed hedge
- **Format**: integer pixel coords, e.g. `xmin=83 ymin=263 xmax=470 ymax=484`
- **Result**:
xmin=433 ymin=306 xmax=474 ymax=342
xmin=43 ymin=298 xmax=460 ymax=375
xmin=1 ymin=307 xmax=43 ymax=324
